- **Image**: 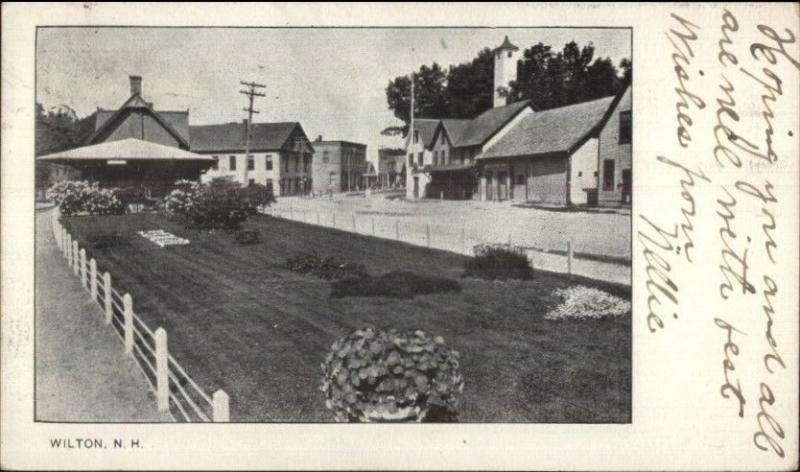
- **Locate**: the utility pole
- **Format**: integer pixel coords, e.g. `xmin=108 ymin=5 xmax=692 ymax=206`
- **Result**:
xmin=240 ymin=80 xmax=266 ymax=184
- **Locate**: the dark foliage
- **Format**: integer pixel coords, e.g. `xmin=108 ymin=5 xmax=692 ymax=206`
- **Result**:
xmin=234 ymin=230 xmax=261 ymax=245
xmin=464 ymin=247 xmax=533 ymax=281
xmin=85 ymin=230 xmax=131 ymax=249
xmin=331 ymin=270 xmax=461 ymax=299
xmin=286 ymin=252 xmax=367 ymax=280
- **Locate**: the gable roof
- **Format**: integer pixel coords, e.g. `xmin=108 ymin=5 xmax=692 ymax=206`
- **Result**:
xmin=438 ymin=119 xmax=471 ymax=144
xmin=453 ymin=99 xmax=532 ymax=147
xmin=409 ymin=119 xmax=440 ymax=149
xmin=87 ymin=94 xmax=191 ymax=148
xmin=37 ymin=138 xmax=214 ymax=162
xmin=479 ymin=95 xmax=616 ymax=160
xmin=189 ymin=121 xmax=305 ymax=153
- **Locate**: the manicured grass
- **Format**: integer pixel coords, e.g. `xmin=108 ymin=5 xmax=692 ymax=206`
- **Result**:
xmin=62 ymin=212 xmax=631 ymax=422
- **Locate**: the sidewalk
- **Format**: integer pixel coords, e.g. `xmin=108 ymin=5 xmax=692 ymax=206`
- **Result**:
xmin=35 ymin=209 xmax=171 ymax=422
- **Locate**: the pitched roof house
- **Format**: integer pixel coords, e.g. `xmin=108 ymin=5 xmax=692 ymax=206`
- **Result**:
xmin=38 ymin=76 xmax=213 ymax=196
xmin=406 ymin=35 xmax=631 ymax=206
xmin=191 ymin=120 xmax=314 ymax=196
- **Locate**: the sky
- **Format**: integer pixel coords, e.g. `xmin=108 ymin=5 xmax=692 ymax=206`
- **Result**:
xmin=36 ymin=27 xmax=630 ymax=163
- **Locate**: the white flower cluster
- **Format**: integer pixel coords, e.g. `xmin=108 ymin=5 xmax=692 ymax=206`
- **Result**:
xmin=545 ymin=285 xmax=631 ymax=320
xmin=46 ymin=180 xmax=124 ymax=216
xmin=163 ymin=180 xmax=203 ymax=216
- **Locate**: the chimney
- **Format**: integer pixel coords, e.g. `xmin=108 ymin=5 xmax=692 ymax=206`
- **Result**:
xmin=129 ymin=75 xmax=142 ymax=96
xmin=316 ymin=135 xmax=323 ymax=142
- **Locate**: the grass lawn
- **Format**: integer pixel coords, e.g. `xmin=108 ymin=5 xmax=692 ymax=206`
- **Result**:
xmin=61 ymin=212 xmax=630 ymax=423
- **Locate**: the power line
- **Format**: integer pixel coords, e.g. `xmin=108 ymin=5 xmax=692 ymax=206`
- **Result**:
xmin=239 ymin=80 xmax=266 ymax=183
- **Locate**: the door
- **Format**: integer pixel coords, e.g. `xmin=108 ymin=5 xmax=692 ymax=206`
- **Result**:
xmin=621 ymin=169 xmax=632 ymax=203
xmin=485 ymin=171 xmax=493 ymax=201
xmin=498 ymin=171 xmax=508 ymax=201
xmin=413 ymin=177 xmax=419 ymax=198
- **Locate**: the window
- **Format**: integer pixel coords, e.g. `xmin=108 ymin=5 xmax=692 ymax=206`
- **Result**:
xmin=323 ymin=151 xmax=330 ymax=163
xmin=408 ymin=153 xmax=413 ymax=167
xmin=248 ymin=178 xmax=255 ymax=186
xmin=247 ymin=155 xmax=255 ymax=171
xmin=284 ymin=155 xmax=289 ymax=172
xmin=443 ymin=150 xmax=448 ymax=164
xmin=266 ymin=179 xmax=273 ymax=192
xmin=295 ymin=156 xmax=300 ymax=172
xmin=603 ymin=159 xmax=615 ymax=191
xmin=266 ymin=155 xmax=273 ymax=170
xmin=414 ymin=130 xmax=419 ymax=143
xmin=330 ymin=172 xmax=336 ymax=185
xmin=211 ymin=155 xmax=219 ymax=170
xmin=507 ymin=51 xmax=513 ymax=58
xmin=516 ymin=174 xmax=524 ymax=185
xmin=304 ymin=156 xmax=310 ymax=173
xmin=578 ymin=171 xmax=583 ymax=177
xmin=433 ymin=150 xmax=438 ymax=165
xmin=619 ymin=110 xmax=632 ymax=144
xmin=229 ymin=156 xmax=236 ymax=171
xmin=417 ymin=152 xmax=423 ymax=166
xmin=440 ymin=132 xmax=445 ymax=145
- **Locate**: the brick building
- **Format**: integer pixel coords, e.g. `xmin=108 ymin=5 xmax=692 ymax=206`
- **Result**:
xmin=310 ymin=138 xmax=367 ymax=195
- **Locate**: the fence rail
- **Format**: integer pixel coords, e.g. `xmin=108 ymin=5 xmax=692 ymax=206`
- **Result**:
xmin=50 ymin=207 xmax=228 ymax=422
xmin=262 ymin=206 xmax=631 ymax=286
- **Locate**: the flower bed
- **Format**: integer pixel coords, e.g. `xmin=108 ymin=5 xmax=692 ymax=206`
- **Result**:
xmin=465 ymin=244 xmax=533 ymax=281
xmin=545 ymin=285 xmax=631 ymax=320
xmin=286 ymin=251 xmax=367 ymax=280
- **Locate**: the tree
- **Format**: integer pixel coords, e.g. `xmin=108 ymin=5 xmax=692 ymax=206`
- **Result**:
xmin=35 ymin=103 xmax=95 ymax=190
xmin=383 ymin=41 xmax=631 ymax=132
xmin=443 ymin=47 xmax=494 ymax=119
xmin=384 ymin=62 xmax=448 ymax=132
xmin=510 ymin=41 xmax=628 ymax=110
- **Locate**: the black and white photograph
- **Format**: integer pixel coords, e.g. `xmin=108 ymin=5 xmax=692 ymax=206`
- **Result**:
xmin=34 ymin=26 xmax=632 ymax=423
xmin=3 ymin=3 xmax=798 ymax=471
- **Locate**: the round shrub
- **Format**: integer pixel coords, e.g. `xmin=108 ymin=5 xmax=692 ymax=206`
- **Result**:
xmin=465 ymin=244 xmax=533 ymax=281
xmin=320 ymin=328 xmax=464 ymax=422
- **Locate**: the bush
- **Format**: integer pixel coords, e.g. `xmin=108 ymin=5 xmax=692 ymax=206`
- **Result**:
xmin=320 ymin=328 xmax=464 ymax=422
xmin=545 ymin=286 xmax=631 ymax=320
xmin=331 ymin=271 xmax=461 ymax=299
xmin=286 ymin=252 xmax=367 ymax=280
xmin=234 ymin=230 xmax=260 ymax=245
xmin=465 ymin=244 xmax=533 ymax=281
xmin=46 ymin=180 xmax=125 ymax=216
xmin=163 ymin=177 xmax=276 ymax=230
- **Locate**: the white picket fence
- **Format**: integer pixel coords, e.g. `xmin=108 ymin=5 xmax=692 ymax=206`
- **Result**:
xmin=49 ymin=208 xmax=230 ymax=422
xmin=262 ymin=206 xmax=631 ymax=286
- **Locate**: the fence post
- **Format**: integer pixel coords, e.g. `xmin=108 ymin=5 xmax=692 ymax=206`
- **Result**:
xmin=395 ymin=220 xmax=400 ymax=240
xmin=80 ymin=249 xmax=88 ymax=288
xmin=332 ymin=212 xmax=336 ymax=227
xmin=72 ymin=241 xmax=79 ymax=275
xmin=508 ymin=233 xmax=512 ymax=247
xmin=103 ymin=273 xmax=112 ymax=324
xmin=316 ymin=211 xmax=320 ymax=225
xmin=461 ymin=227 xmax=466 ymax=255
xmin=213 ymin=390 xmax=230 ymax=422
xmin=567 ymin=241 xmax=573 ymax=276
xmin=303 ymin=210 xmax=307 ymax=223
xmin=89 ymin=259 xmax=98 ymax=301
xmin=66 ymin=233 xmax=72 ymax=264
xmin=63 ymin=231 xmax=70 ymax=259
xmin=123 ymin=293 xmax=134 ymax=354
xmin=426 ymin=224 xmax=431 ymax=248
xmin=352 ymin=214 xmax=356 ymax=231
xmin=371 ymin=217 xmax=375 ymax=236
xmin=155 ymin=328 xmax=169 ymax=411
